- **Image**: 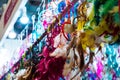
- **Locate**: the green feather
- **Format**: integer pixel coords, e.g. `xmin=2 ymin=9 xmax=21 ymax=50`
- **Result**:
xmin=100 ymin=0 xmax=117 ymax=16
xmin=113 ymin=12 xmax=120 ymax=25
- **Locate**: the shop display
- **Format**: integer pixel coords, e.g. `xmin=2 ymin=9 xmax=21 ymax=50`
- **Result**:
xmin=0 ymin=0 xmax=120 ymax=80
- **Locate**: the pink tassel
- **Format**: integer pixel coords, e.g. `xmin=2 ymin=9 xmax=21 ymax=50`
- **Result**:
xmin=19 ymin=49 xmax=24 ymax=57
xmin=118 ymin=46 xmax=120 ymax=57
xmin=43 ymin=20 xmax=49 ymax=29
xmin=96 ymin=59 xmax=103 ymax=78
xmin=118 ymin=46 xmax=120 ymax=53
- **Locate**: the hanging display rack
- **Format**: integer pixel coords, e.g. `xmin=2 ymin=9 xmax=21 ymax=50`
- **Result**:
xmin=0 ymin=0 xmax=78 ymax=79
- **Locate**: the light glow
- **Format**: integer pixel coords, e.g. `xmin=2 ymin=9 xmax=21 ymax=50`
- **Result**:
xmin=8 ymin=31 xmax=17 ymax=39
xmin=20 ymin=16 xmax=29 ymax=24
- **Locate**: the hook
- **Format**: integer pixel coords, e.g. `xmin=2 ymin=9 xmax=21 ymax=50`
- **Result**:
xmin=62 ymin=22 xmax=71 ymax=41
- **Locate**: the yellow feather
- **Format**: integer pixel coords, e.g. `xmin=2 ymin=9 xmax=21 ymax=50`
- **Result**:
xmin=109 ymin=6 xmax=119 ymax=13
xmin=87 ymin=3 xmax=94 ymax=21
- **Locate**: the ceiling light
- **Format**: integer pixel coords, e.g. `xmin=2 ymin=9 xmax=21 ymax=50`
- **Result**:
xmin=19 ymin=7 xmax=29 ymax=24
xmin=8 ymin=31 xmax=17 ymax=39
xmin=20 ymin=16 xmax=29 ymax=24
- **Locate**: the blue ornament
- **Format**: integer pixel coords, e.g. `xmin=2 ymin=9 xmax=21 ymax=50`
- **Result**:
xmin=59 ymin=77 xmax=65 ymax=80
xmin=58 ymin=1 xmax=66 ymax=13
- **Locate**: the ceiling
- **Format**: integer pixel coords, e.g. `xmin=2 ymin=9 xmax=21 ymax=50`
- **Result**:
xmin=12 ymin=0 xmax=50 ymax=40
xmin=0 ymin=0 xmax=53 ymax=52
xmin=0 ymin=0 xmax=51 ymax=45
